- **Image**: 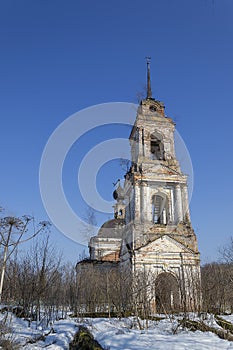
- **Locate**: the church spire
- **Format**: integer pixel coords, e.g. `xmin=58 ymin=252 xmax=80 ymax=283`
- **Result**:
xmin=146 ymin=56 xmax=152 ymax=99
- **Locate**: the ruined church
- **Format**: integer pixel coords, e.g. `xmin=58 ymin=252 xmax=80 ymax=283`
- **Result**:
xmin=77 ymin=61 xmax=201 ymax=312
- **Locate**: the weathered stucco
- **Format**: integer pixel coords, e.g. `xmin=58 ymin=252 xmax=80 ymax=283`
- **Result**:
xmin=79 ymin=94 xmax=201 ymax=312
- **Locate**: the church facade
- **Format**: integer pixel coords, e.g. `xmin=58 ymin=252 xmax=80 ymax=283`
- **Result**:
xmin=77 ymin=62 xmax=201 ymax=312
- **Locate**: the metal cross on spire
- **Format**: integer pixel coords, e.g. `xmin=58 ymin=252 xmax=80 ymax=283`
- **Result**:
xmin=146 ymin=56 xmax=152 ymax=99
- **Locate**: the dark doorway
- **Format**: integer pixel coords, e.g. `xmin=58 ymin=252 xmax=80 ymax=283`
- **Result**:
xmin=154 ymin=273 xmax=180 ymax=313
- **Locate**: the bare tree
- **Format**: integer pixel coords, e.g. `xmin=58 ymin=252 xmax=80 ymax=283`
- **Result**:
xmin=219 ymin=237 xmax=233 ymax=264
xmin=82 ymin=207 xmax=97 ymax=243
xmin=201 ymin=237 xmax=233 ymax=314
xmin=29 ymin=234 xmax=62 ymax=321
xmin=0 ymin=215 xmax=49 ymax=303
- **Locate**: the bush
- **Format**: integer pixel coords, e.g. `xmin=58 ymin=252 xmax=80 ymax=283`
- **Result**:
xmin=69 ymin=325 xmax=104 ymax=350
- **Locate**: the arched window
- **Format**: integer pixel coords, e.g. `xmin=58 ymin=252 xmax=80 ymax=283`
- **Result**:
xmin=150 ymin=133 xmax=165 ymax=160
xmin=152 ymin=194 xmax=168 ymax=225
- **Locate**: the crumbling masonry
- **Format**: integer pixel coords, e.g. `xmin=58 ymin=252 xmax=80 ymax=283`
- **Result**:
xmin=77 ymin=62 xmax=201 ymax=312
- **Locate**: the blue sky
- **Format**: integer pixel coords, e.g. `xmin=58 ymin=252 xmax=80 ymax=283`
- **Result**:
xmin=1 ymin=0 xmax=233 ymax=263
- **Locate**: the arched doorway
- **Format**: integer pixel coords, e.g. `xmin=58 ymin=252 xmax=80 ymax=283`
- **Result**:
xmin=154 ymin=272 xmax=180 ymax=313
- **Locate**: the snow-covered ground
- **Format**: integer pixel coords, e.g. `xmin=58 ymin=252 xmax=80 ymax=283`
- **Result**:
xmin=2 ymin=313 xmax=233 ymax=349
xmin=88 ymin=317 xmax=233 ymax=350
xmin=0 ymin=313 xmax=78 ymax=349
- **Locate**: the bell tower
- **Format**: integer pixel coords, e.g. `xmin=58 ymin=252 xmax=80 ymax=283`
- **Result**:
xmin=83 ymin=60 xmax=201 ymax=312
xmin=124 ymin=59 xmax=192 ymax=239
xmin=121 ymin=59 xmax=201 ymax=311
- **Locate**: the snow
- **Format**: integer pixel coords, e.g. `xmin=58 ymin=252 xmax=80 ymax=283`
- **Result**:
xmin=222 ymin=315 xmax=233 ymax=324
xmin=87 ymin=317 xmax=232 ymax=350
xmin=23 ymin=320 xmax=78 ymax=350
xmin=1 ymin=313 xmax=233 ymax=349
xmin=0 ymin=313 xmax=78 ymax=349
